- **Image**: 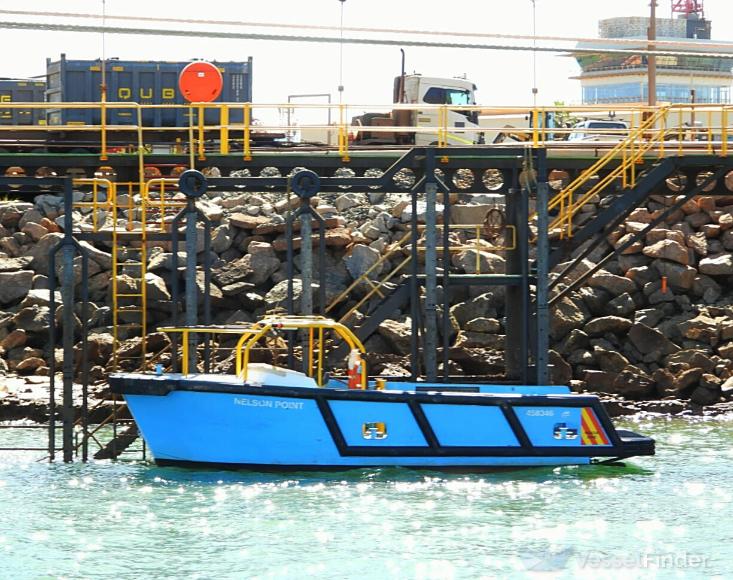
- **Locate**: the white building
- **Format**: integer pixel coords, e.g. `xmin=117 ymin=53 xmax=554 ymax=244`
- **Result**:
xmin=575 ymin=14 xmax=733 ymax=105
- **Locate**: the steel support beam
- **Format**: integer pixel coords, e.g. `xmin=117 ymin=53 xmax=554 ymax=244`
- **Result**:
xmin=535 ymin=150 xmax=550 ymax=386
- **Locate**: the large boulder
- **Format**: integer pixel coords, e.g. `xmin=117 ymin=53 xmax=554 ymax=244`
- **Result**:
xmin=606 ymin=292 xmax=636 ymax=317
xmin=213 ymin=242 xmax=280 ymax=288
xmin=452 ymin=250 xmax=505 ymax=275
xmin=343 ymin=244 xmax=382 ymax=280
xmin=377 ymin=319 xmax=413 ymax=355
xmin=665 ymin=349 xmax=716 ymax=373
xmin=679 ymin=314 xmax=719 ymax=345
xmin=334 ymin=193 xmax=362 ymax=212
xmin=550 ymin=297 xmax=588 ymax=341
xmin=583 ymin=370 xmax=618 ymax=392
xmin=699 ymin=254 xmax=733 ymax=276
xmin=211 ymin=224 xmax=234 ymax=254
xmin=642 ymin=239 xmax=690 ymax=266
xmin=20 ymin=288 xmax=61 ymax=308
xmin=548 ymin=350 xmax=572 ymax=385
xmin=588 ymin=271 xmax=636 ymax=296
xmin=450 ymin=204 xmax=492 ymax=225
xmin=583 ymin=316 xmax=632 ymax=337
xmin=0 ymin=271 xmax=33 ymax=305
xmin=0 ymin=203 xmax=33 ymax=229
xmin=25 ymin=232 xmax=64 ymax=274
xmin=557 ymin=329 xmax=589 ymax=355
xmin=0 ymin=257 xmax=33 ymax=272
xmin=79 ymin=241 xmax=112 ymax=270
xmin=690 ymin=374 xmax=721 ymax=405
xmin=244 ymin=242 xmax=282 ymax=286
xmin=450 ymin=292 xmax=502 ymax=327
xmin=145 ymin=272 xmax=171 ymax=302
xmin=611 ymin=369 xmax=656 ymax=399
xmin=465 ymin=317 xmax=501 ymax=333
xmin=87 ymin=333 xmax=114 ymax=365
xmin=628 ymin=323 xmax=680 ymax=355
xmin=594 ymin=346 xmax=630 ymax=373
xmin=674 ymin=367 xmax=703 ymax=396
xmin=13 ymin=305 xmax=51 ymax=333
xmin=454 ymin=331 xmax=504 ymax=349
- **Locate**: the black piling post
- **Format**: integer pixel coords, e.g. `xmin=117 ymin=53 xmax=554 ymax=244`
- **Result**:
xmin=409 ymin=173 xmax=420 ymax=380
xmin=535 ymin=148 xmax=550 ymax=385
xmin=48 ymin=251 xmax=57 ymax=462
xmin=177 ymin=170 xmax=209 ymax=373
xmin=60 ymin=177 xmax=75 ymax=462
xmin=505 ymin=184 xmax=521 ymax=382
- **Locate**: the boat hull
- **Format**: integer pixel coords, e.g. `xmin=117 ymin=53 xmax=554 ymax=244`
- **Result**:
xmin=111 ymin=375 xmax=654 ymax=469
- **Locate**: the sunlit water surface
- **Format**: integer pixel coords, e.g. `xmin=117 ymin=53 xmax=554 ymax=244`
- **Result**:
xmin=0 ymin=416 xmax=731 ymax=579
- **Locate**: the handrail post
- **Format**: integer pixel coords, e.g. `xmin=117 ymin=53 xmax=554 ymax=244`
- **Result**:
xmin=220 ymin=104 xmax=229 ymax=155
xmin=658 ymin=108 xmax=666 ymax=158
xmin=136 ymin=105 xmax=145 ymax=195
xmin=188 ymin=106 xmax=195 ymax=169
xmin=243 ymin=103 xmax=252 ymax=161
xmin=338 ymin=103 xmax=350 ymax=162
xmin=438 ymin=105 xmax=449 ymax=148
xmin=723 ymin=108 xmax=729 ymax=157
xmin=678 ymin=107 xmax=683 ymax=156
xmin=197 ymin=104 xmax=205 ymax=161
xmin=182 ymin=330 xmax=189 ymax=375
xmin=100 ymin=99 xmax=108 ymax=161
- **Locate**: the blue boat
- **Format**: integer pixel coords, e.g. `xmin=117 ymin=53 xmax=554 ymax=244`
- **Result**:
xmin=110 ymin=316 xmax=654 ymax=470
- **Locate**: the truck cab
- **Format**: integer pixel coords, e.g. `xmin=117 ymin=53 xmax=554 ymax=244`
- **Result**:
xmin=352 ymin=74 xmax=482 ymax=146
xmin=402 ymin=75 xmax=481 ymax=145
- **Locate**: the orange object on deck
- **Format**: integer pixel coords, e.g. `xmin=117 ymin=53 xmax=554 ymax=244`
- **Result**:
xmin=178 ymin=62 xmax=223 ymax=103
xmin=347 ymin=349 xmax=362 ymax=390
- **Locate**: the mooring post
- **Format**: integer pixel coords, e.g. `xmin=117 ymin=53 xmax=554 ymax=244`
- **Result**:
xmin=185 ymin=197 xmax=198 ymax=371
xmin=61 ymin=178 xmax=75 ymax=462
xmin=300 ymin=200 xmax=313 ymax=318
xmin=288 ymin=170 xmax=320 ymax=373
xmin=300 ymin=200 xmax=313 ymax=373
xmin=177 ymin=170 xmax=209 ymax=373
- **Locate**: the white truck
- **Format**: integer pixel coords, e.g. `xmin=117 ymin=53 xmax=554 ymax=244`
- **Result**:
xmin=351 ymin=71 xmax=483 ymax=146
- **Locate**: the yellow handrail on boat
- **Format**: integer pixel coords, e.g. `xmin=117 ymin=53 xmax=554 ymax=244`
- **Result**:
xmin=158 ymin=315 xmax=368 ymax=388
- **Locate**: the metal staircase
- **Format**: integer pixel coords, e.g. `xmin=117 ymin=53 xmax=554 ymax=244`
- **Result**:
xmin=547 ymin=107 xmax=669 ymax=238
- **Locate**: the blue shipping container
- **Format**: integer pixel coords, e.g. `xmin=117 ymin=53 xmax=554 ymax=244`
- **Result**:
xmin=46 ymin=54 xmax=253 ymax=126
xmin=0 ymin=78 xmax=46 ymax=125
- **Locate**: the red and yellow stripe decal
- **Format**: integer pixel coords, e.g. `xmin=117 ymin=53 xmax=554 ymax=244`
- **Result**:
xmin=581 ymin=408 xmax=610 ymax=446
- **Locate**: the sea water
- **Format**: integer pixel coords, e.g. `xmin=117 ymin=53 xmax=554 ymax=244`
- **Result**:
xmin=0 ymin=416 xmax=731 ymax=579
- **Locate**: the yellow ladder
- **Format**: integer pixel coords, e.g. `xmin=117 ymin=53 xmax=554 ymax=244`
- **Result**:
xmin=71 ymin=178 xmax=147 ymax=370
xmin=110 ymin=182 xmax=148 ymax=370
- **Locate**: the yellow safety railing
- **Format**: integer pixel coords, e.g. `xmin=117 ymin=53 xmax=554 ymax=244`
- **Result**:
xmin=160 ymin=316 xmax=368 ymax=388
xmin=2 ymin=101 xmax=732 ymax=162
xmin=142 ymin=178 xmax=186 ymax=232
xmin=327 ymin=222 xmax=516 ymax=324
xmin=71 ymin=177 xmax=116 ymax=232
xmin=416 ymin=223 xmax=517 ymax=265
xmin=546 ymin=106 xmax=670 ymax=238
